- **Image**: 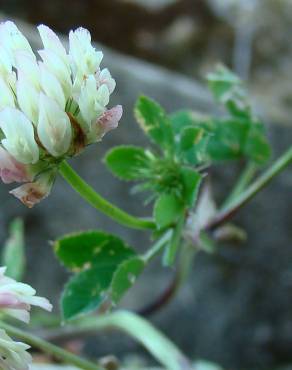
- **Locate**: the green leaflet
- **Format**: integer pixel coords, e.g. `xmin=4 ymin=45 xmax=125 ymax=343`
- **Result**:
xmin=55 ymin=231 xmax=143 ymax=320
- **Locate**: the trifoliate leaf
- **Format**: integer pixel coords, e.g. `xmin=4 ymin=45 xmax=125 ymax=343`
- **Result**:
xmin=55 ymin=231 xmax=141 ymax=320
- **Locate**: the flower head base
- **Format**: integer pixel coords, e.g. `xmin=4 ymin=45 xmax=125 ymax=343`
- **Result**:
xmin=0 ymin=21 xmax=122 ymax=207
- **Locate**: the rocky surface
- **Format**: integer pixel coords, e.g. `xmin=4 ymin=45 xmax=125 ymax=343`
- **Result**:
xmin=0 ymin=16 xmax=291 ymax=370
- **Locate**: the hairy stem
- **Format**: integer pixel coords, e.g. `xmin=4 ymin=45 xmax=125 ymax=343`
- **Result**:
xmin=207 ymin=146 xmax=292 ymax=230
xmin=59 ymin=161 xmax=156 ymax=230
xmin=0 ymin=321 xmax=104 ymax=370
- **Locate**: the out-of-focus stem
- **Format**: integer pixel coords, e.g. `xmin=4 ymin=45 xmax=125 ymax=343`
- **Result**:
xmin=143 ymin=230 xmax=172 ymax=263
xmin=207 ymin=146 xmax=292 ymax=230
xmin=222 ymin=161 xmax=257 ymax=209
xmin=40 ymin=311 xmax=192 ymax=370
xmin=140 ymin=243 xmax=197 ymax=316
xmin=0 ymin=321 xmax=104 ymax=370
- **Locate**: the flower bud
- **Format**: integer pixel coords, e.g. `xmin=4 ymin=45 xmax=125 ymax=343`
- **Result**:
xmin=0 ymin=108 xmax=39 ymax=164
xmin=37 ymin=93 xmax=72 ymax=157
xmin=38 ymin=24 xmax=68 ymax=66
xmin=89 ymin=105 xmax=123 ymax=143
xmin=39 ymin=63 xmax=66 ymax=109
xmin=15 ymin=51 xmax=40 ymax=89
xmin=79 ymin=75 xmax=109 ymax=127
xmin=16 ymin=72 xmax=39 ymax=124
xmin=10 ymin=170 xmax=56 ymax=208
xmin=69 ymin=27 xmax=103 ymax=78
xmin=0 ymin=21 xmax=34 ymax=63
xmin=0 ymin=147 xmax=33 ymax=184
xmin=97 ymin=68 xmax=116 ymax=94
xmin=39 ymin=49 xmax=72 ymax=99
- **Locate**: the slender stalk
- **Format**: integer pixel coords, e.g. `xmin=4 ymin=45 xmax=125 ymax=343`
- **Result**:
xmin=59 ymin=161 xmax=156 ymax=230
xmin=39 ymin=311 xmax=192 ymax=370
xmin=207 ymin=146 xmax=292 ymax=230
xmin=163 ymin=216 xmax=184 ymax=267
xmin=140 ymin=243 xmax=197 ymax=316
xmin=222 ymin=161 xmax=257 ymax=209
xmin=143 ymin=230 xmax=172 ymax=263
xmin=0 ymin=321 xmax=104 ymax=370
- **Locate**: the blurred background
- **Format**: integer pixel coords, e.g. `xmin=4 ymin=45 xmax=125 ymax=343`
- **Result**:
xmin=0 ymin=1 xmax=292 ymax=369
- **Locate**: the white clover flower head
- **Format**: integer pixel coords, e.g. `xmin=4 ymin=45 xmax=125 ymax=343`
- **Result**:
xmin=0 ymin=267 xmax=52 ymax=323
xmin=0 ymin=21 xmax=122 ymax=207
xmin=0 ymin=329 xmax=32 ymax=370
xmin=0 ymin=267 xmax=52 ymax=370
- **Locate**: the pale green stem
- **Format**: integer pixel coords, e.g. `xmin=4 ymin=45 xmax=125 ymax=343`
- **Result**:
xmin=0 ymin=321 xmax=104 ymax=370
xmin=59 ymin=161 xmax=156 ymax=230
xmin=207 ymin=146 xmax=292 ymax=230
xmin=71 ymin=311 xmax=192 ymax=370
xmin=139 ymin=243 xmax=197 ymax=316
xmin=222 ymin=161 xmax=257 ymax=209
xmin=163 ymin=216 xmax=184 ymax=266
xmin=175 ymin=243 xmax=197 ymax=288
xmin=143 ymin=230 xmax=172 ymax=263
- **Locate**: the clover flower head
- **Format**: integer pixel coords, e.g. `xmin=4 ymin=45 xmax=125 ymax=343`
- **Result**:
xmin=0 ymin=266 xmax=52 ymax=370
xmin=0 ymin=267 xmax=52 ymax=323
xmin=0 ymin=329 xmax=32 ymax=370
xmin=0 ymin=21 xmax=122 ymax=207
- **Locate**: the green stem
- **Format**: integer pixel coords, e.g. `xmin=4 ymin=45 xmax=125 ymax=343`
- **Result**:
xmin=59 ymin=161 xmax=156 ymax=230
xmin=163 ymin=216 xmax=184 ymax=267
xmin=139 ymin=243 xmax=197 ymax=316
xmin=0 ymin=321 xmax=103 ymax=370
xmin=207 ymin=146 xmax=292 ymax=230
xmin=143 ymin=230 xmax=172 ymax=263
xmin=222 ymin=161 xmax=257 ymax=209
xmin=72 ymin=311 xmax=192 ymax=370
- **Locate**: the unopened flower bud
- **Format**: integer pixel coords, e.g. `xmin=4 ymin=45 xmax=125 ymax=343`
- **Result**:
xmin=0 ymin=108 xmax=39 ymax=164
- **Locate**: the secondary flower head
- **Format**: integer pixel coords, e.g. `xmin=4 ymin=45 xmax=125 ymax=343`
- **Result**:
xmin=0 ymin=21 xmax=122 ymax=207
xmin=0 ymin=267 xmax=52 ymax=323
xmin=0 ymin=266 xmax=52 ymax=370
xmin=0 ymin=329 xmax=32 ymax=370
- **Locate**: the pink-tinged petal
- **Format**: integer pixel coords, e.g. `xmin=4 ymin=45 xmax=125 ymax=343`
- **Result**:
xmin=96 ymin=105 xmax=122 ymax=137
xmin=0 ymin=293 xmax=21 ymax=307
xmin=9 ymin=171 xmax=55 ymax=208
xmin=0 ymin=266 xmax=53 ymax=323
xmin=0 ymin=147 xmax=33 ymax=184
